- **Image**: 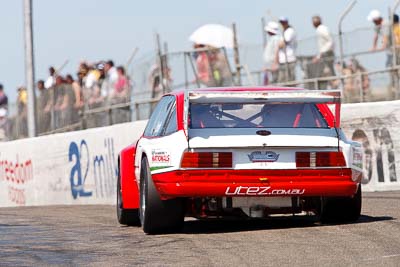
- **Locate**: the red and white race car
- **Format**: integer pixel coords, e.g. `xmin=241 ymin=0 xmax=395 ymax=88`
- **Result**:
xmin=117 ymin=87 xmax=363 ymax=234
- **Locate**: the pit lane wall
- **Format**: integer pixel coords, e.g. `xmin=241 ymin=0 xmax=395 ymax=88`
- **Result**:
xmin=1 ymin=101 xmax=400 ymax=207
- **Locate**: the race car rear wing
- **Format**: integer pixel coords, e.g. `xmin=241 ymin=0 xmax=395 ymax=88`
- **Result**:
xmin=188 ymin=90 xmax=341 ymax=104
xmin=184 ymin=89 xmax=341 ymax=132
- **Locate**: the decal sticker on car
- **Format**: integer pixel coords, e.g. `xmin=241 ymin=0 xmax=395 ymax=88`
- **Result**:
xmin=151 ymin=149 xmax=171 ymax=164
xmin=248 ymin=151 xmax=280 ymax=162
xmin=225 ymin=186 xmax=305 ymax=196
xmin=150 ymin=149 xmax=173 ymax=173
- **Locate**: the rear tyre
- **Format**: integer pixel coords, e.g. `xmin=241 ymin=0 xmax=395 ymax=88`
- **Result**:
xmin=140 ymin=157 xmax=184 ymax=234
xmin=117 ymin=168 xmax=140 ymax=226
xmin=319 ymin=184 xmax=362 ymax=223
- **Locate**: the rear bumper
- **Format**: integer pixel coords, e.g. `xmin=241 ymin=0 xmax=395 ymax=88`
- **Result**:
xmin=152 ymin=168 xmax=361 ymax=198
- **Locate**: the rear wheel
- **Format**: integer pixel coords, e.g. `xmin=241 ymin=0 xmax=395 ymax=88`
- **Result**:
xmin=319 ymin=184 xmax=362 ymax=223
xmin=117 ymin=168 xmax=140 ymax=226
xmin=139 ymin=157 xmax=184 ymax=234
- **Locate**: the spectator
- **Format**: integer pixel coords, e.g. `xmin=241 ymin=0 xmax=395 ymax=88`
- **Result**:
xmin=45 ymin=66 xmax=56 ymax=89
xmin=368 ymin=10 xmax=391 ymax=66
xmin=66 ymin=74 xmax=83 ymax=109
xmin=312 ymin=15 xmax=335 ymax=89
xmin=66 ymin=74 xmax=83 ymax=126
xmin=368 ymin=10 xmax=399 ymax=94
xmin=17 ymin=86 xmax=28 ymax=137
xmin=0 ymin=84 xmax=8 ymax=109
xmin=392 ymin=14 xmax=400 ymax=65
xmin=210 ymin=48 xmax=233 ymax=87
xmin=111 ymin=66 xmax=131 ymax=124
xmin=193 ymin=44 xmax=214 ymax=87
xmin=77 ymin=61 xmax=89 ymax=87
xmin=148 ymin=63 xmax=163 ymax=98
xmin=53 ymin=76 xmax=69 ymax=128
xmin=114 ymin=66 xmax=130 ymax=99
xmin=0 ymin=107 xmax=8 ymax=141
xmin=85 ymin=63 xmax=104 ymax=107
xmin=336 ymin=59 xmax=370 ymax=103
xmin=277 ymin=16 xmax=297 ymax=83
xmin=349 ymin=58 xmax=370 ymax=102
xmin=85 ymin=63 xmax=106 ymax=128
xmin=36 ymin=80 xmax=50 ymax=134
xmin=103 ymin=60 xmax=119 ymax=100
xmin=263 ymin=21 xmax=281 ymax=84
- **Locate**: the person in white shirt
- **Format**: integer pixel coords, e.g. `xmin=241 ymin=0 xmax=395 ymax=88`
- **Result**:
xmin=263 ymin=21 xmax=281 ymax=84
xmin=312 ymin=15 xmax=335 ymax=89
xmin=277 ymin=17 xmax=297 ymax=83
xmin=367 ymin=10 xmax=391 ymax=66
xmin=44 ymin=66 xmax=56 ymax=89
xmin=103 ymin=60 xmax=119 ymax=100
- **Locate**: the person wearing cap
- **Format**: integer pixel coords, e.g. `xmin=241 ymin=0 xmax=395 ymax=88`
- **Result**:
xmin=312 ymin=15 xmax=335 ymax=90
xmin=368 ymin=9 xmax=399 ymax=95
xmin=263 ymin=21 xmax=281 ymax=84
xmin=0 ymin=84 xmax=8 ymax=110
xmin=368 ymin=10 xmax=391 ymax=64
xmin=277 ymin=16 xmax=297 ymax=83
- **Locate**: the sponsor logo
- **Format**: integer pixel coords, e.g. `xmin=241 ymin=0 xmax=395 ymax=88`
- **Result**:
xmin=0 ymin=157 xmax=34 ymax=206
xmin=248 ymin=151 xmax=280 ymax=162
xmin=151 ymin=149 xmax=171 ymax=164
xmin=225 ymin=186 xmax=305 ymax=196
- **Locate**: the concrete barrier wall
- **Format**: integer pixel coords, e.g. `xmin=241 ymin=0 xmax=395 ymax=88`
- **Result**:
xmin=342 ymin=100 xmax=400 ymax=192
xmin=1 ymin=100 xmax=400 ymax=207
xmin=0 ymin=121 xmax=147 ymax=207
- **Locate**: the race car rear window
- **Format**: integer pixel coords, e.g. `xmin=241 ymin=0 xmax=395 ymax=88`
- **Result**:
xmin=189 ymin=103 xmax=329 ymax=128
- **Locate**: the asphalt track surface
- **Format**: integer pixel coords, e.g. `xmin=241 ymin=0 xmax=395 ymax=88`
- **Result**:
xmin=1 ymin=192 xmax=400 ymax=266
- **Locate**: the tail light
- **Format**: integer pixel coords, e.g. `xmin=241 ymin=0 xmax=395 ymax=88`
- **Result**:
xmin=181 ymin=152 xmax=232 ymax=168
xmin=296 ymin=151 xmax=346 ymax=168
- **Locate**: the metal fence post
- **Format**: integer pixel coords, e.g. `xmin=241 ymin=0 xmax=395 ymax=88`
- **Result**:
xmin=155 ymin=32 xmax=165 ymax=95
xmin=23 ymin=0 xmax=37 ymax=137
xmin=261 ymin=17 xmax=267 ymax=49
xmin=135 ymin=103 xmax=139 ymax=121
xmin=338 ymin=0 xmax=357 ymax=92
xmin=184 ymin=52 xmax=189 ymax=89
xmin=232 ymin=23 xmax=242 ymax=86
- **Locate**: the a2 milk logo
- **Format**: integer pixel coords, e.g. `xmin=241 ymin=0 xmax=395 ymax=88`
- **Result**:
xmin=69 ymin=138 xmax=118 ymax=199
xmin=69 ymin=140 xmax=92 ymax=199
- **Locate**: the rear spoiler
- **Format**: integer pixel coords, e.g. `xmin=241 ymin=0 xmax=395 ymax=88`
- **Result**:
xmin=188 ymin=90 xmax=341 ymax=104
xmin=183 ymin=89 xmax=342 ymax=133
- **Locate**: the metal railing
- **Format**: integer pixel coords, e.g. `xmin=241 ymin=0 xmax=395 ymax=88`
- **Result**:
xmin=3 ymin=23 xmax=400 ymax=141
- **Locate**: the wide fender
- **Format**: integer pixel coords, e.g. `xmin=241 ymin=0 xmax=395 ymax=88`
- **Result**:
xmin=119 ymin=141 xmax=140 ymax=209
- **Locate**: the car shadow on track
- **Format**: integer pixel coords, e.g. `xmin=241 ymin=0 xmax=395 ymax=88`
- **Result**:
xmin=180 ymin=214 xmax=394 ymax=234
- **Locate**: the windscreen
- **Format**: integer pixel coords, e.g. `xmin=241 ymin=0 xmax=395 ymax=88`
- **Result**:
xmin=189 ymin=102 xmax=329 ymax=129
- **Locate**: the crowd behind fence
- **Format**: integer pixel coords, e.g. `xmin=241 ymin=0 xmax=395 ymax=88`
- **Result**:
xmin=2 ymin=19 xmax=400 ymax=141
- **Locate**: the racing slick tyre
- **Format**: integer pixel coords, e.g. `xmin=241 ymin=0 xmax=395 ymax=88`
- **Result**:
xmin=319 ymin=184 xmax=362 ymax=223
xmin=140 ymin=157 xmax=184 ymax=234
xmin=117 ymin=169 xmax=140 ymax=226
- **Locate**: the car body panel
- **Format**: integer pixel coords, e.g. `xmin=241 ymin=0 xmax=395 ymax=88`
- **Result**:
xmin=119 ymin=142 xmax=140 ymax=209
xmin=152 ymin=168 xmax=360 ymax=198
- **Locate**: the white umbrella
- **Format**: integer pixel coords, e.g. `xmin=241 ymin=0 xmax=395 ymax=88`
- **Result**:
xmin=189 ymin=24 xmax=234 ymax=48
